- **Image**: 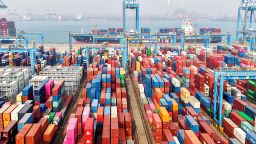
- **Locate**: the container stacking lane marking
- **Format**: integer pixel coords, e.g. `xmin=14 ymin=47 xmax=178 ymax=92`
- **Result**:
xmin=126 ymin=71 xmax=154 ymax=144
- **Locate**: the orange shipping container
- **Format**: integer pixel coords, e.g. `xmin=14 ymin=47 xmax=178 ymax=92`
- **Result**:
xmin=43 ymin=124 xmax=57 ymax=143
xmin=26 ymin=124 xmax=43 ymax=144
xmin=0 ymin=104 xmax=11 ymax=132
xmin=16 ymin=124 xmax=33 ymax=144
xmin=38 ymin=118 xmax=49 ymax=133
xmin=184 ymin=130 xmax=201 ymax=144
xmin=171 ymin=99 xmax=178 ymax=111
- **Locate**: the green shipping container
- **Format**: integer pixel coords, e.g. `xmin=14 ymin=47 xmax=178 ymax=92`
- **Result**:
xmin=238 ymin=111 xmax=253 ymax=121
xmin=241 ymin=121 xmax=254 ymax=133
xmin=224 ymin=110 xmax=231 ymax=117
xmin=49 ymin=112 xmax=55 ymax=123
xmin=147 ymin=49 xmax=152 ymax=56
xmin=247 ymin=88 xmax=256 ymax=96
xmin=248 ymin=80 xmax=256 ymax=87
xmin=121 ymin=80 xmax=125 ymax=87
xmin=111 ymin=98 xmax=116 ymax=105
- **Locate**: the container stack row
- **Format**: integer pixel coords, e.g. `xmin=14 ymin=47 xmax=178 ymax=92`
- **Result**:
xmin=130 ymin=45 xmax=256 ymax=144
xmin=0 ymin=67 xmax=31 ymax=100
xmin=63 ymin=55 xmax=134 ymax=144
xmin=0 ymin=75 xmax=76 ymax=144
xmin=38 ymin=65 xmax=84 ymax=95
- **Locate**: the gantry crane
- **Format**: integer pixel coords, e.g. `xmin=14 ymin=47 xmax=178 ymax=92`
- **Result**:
xmin=0 ymin=0 xmax=7 ymax=8
xmin=213 ymin=68 xmax=256 ymax=130
xmin=236 ymin=0 xmax=256 ymax=44
xmin=123 ymin=0 xmax=139 ymax=33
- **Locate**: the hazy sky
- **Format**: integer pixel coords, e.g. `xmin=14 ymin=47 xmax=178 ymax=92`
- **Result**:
xmin=3 ymin=0 xmax=240 ymax=16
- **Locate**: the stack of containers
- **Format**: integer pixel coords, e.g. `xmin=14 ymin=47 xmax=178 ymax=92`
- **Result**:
xmin=246 ymin=80 xmax=256 ymax=102
xmin=52 ymin=81 xmax=65 ymax=112
xmin=182 ymin=67 xmax=190 ymax=88
xmin=180 ymin=87 xmax=190 ymax=105
xmin=45 ymin=80 xmax=54 ymax=101
xmin=64 ymin=55 xmax=134 ymax=143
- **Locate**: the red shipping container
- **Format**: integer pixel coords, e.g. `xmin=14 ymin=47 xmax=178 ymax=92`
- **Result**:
xmin=118 ymin=112 xmax=125 ymax=128
xmin=185 ymin=107 xmax=198 ymax=120
xmin=111 ymin=117 xmax=119 ymax=138
xmin=97 ymin=106 xmax=104 ymax=123
xmin=169 ymin=122 xmax=178 ymax=136
xmin=77 ymin=98 xmax=84 ymax=107
xmin=172 ymin=110 xmax=178 ymax=122
xmin=223 ymin=118 xmax=237 ymax=138
xmin=84 ymin=118 xmax=94 ymax=142
xmin=38 ymin=118 xmax=48 ymax=133
xmin=163 ymin=122 xmax=170 ymax=129
xmin=230 ymin=111 xmax=245 ymax=127
xmin=199 ymin=121 xmax=214 ymax=138
xmin=118 ymin=128 xmax=126 ymax=142
xmin=104 ymin=115 xmax=111 ymax=126
xmin=163 ymin=129 xmax=175 ymax=142
xmin=111 ymin=137 xmax=118 ymax=144
xmin=121 ymin=88 xmax=126 ymax=98
xmin=75 ymin=107 xmax=83 ymax=135
xmin=233 ymin=98 xmax=245 ymax=111
xmin=102 ymin=126 xmax=110 ymax=144
xmin=178 ymin=118 xmax=186 ymax=129
xmin=199 ymin=133 xmax=215 ymax=144
xmin=124 ymin=113 xmax=132 ymax=129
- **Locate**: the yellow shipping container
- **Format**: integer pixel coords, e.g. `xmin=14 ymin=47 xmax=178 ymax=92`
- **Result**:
xmin=16 ymin=93 xmax=22 ymax=103
xmin=180 ymin=94 xmax=189 ymax=104
xmin=180 ymin=87 xmax=190 ymax=98
xmin=3 ymin=104 xmax=18 ymax=121
xmin=3 ymin=121 xmax=10 ymax=128
xmin=159 ymin=107 xmax=170 ymax=123
xmin=120 ymin=68 xmax=125 ymax=75
xmin=136 ymin=61 xmax=141 ymax=71
xmin=171 ymin=99 xmax=178 ymax=111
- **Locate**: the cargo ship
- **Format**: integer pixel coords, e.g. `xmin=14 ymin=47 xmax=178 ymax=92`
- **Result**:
xmin=158 ymin=19 xmax=222 ymax=43
xmin=72 ymin=28 xmax=124 ymax=44
xmin=72 ymin=20 xmax=222 ymax=44
xmin=0 ymin=18 xmax=17 ymax=44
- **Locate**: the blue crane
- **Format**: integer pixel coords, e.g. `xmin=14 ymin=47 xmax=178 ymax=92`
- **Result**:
xmin=0 ymin=48 xmax=36 ymax=75
xmin=17 ymin=32 xmax=44 ymax=47
xmin=123 ymin=0 xmax=139 ymax=33
xmin=236 ymin=0 xmax=256 ymax=43
xmin=213 ymin=68 xmax=256 ymax=129
xmin=0 ymin=0 xmax=7 ymax=8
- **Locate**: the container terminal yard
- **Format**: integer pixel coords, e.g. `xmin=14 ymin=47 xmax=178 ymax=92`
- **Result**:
xmin=0 ymin=0 xmax=255 ymax=144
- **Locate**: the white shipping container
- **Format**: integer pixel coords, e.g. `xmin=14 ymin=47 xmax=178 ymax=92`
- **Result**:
xmin=223 ymin=100 xmax=232 ymax=111
xmin=111 ymin=106 xmax=118 ymax=118
xmin=234 ymin=128 xmax=246 ymax=144
xmin=189 ymin=96 xmax=200 ymax=108
xmin=138 ymin=84 xmax=144 ymax=93
xmin=172 ymin=78 xmax=181 ymax=87
xmin=138 ymin=56 xmax=142 ymax=62
xmin=255 ymin=116 xmax=256 ymax=132
xmin=204 ymin=84 xmax=209 ymax=93
xmin=173 ymin=136 xmax=180 ymax=144
xmin=11 ymin=104 xmax=25 ymax=121
xmin=150 ymin=58 xmax=154 ymax=64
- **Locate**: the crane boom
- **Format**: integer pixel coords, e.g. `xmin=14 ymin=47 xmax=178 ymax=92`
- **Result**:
xmin=0 ymin=0 xmax=7 ymax=8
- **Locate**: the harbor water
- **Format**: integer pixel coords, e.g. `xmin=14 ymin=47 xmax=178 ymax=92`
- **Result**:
xmin=16 ymin=20 xmax=237 ymax=44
